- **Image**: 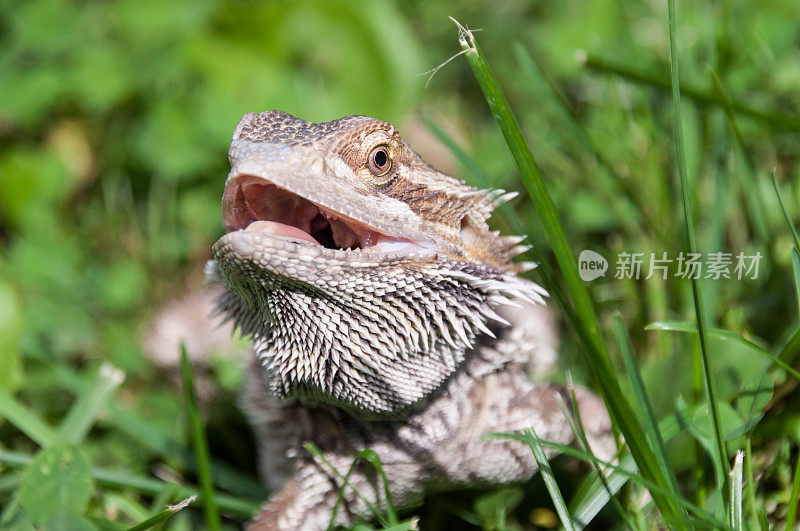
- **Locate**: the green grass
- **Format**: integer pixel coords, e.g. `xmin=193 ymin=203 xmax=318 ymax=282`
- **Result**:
xmin=522 ymin=427 xmax=575 ymax=530
xmin=2 ymin=0 xmax=800 ymax=528
xmin=667 ymin=0 xmax=728 ymax=497
xmin=127 ymin=496 xmax=196 ymax=531
xmin=453 ymin=3 xmax=800 ymax=528
xmin=454 ymin=16 xmax=687 ymax=524
xmin=180 ymin=345 xmax=220 ymax=531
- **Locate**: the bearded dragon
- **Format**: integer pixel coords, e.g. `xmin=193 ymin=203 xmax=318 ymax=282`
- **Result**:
xmin=206 ymin=110 xmax=613 ymax=529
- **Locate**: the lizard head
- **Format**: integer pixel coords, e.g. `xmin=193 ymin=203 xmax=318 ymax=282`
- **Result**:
xmin=208 ymin=110 xmax=545 ymax=416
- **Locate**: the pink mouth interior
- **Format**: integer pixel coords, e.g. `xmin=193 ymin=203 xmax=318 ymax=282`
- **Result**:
xmin=222 ymin=177 xmax=407 ymax=251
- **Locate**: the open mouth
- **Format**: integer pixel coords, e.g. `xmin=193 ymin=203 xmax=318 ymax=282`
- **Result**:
xmin=222 ymin=176 xmax=417 ymax=253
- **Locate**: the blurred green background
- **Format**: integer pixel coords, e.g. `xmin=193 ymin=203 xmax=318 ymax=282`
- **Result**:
xmin=2 ymin=0 xmax=800 ymax=528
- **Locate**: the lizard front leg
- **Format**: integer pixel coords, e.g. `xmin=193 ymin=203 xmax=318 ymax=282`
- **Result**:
xmin=245 ymin=366 xmax=613 ymax=529
xmin=246 ymin=438 xmax=427 ymax=530
xmin=398 ymin=369 xmax=615 ymax=489
xmin=241 ymin=356 xmax=428 ymax=529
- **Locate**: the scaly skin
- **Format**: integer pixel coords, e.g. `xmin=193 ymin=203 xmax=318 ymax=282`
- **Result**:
xmin=207 ymin=111 xmax=613 ymax=529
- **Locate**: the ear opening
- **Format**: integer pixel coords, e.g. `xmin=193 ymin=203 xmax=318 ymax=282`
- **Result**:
xmin=459 ymin=213 xmax=493 ymax=254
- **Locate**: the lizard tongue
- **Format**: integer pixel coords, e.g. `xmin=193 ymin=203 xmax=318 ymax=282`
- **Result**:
xmin=244 ymin=220 xmax=320 ymax=245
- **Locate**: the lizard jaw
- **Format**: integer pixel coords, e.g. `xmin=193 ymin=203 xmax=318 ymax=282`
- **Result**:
xmin=222 ymin=175 xmax=424 ymax=255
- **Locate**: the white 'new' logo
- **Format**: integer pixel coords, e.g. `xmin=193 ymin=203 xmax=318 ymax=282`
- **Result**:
xmin=578 ymin=250 xmax=608 ymax=281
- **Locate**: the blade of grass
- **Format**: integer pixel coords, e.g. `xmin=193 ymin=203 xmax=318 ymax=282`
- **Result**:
xmin=494 ymin=505 xmax=508 ymax=531
xmin=452 ymin=17 xmax=606 ymax=379
xmin=303 ymin=443 xmax=390 ymax=529
xmin=127 ymin=496 xmax=196 ymax=531
xmin=779 ymin=328 xmax=800 ymax=365
xmin=434 ymin=497 xmax=483 ymax=526
xmin=356 ymin=449 xmax=398 ymax=525
xmin=485 ymin=432 xmax=729 ymax=529
xmin=451 ymin=17 xmax=683 ymax=521
xmin=785 ymin=449 xmax=800 ymax=531
xmin=23 ymin=359 xmax=267 ymax=499
xmin=570 ymin=413 xmax=683 ymax=527
xmin=58 ymin=363 xmax=124 ymax=445
xmin=0 ymin=491 xmax=21 ymax=524
xmin=0 ymin=390 xmax=58 ymax=448
xmin=108 ymin=403 xmax=269 ymax=499
xmin=646 ymin=322 xmax=800 ymax=382
xmin=630 ymin=486 xmax=648 ymax=530
xmin=667 ymin=0 xmax=728 ymax=492
xmin=698 ymin=148 xmax=728 ymax=330
xmin=0 ymin=449 xmax=260 ymax=516
xmin=758 ymin=509 xmax=769 ymax=530
xmin=613 ymin=314 xmax=681 ymax=496
xmin=149 ymin=481 xmax=180 ymax=514
xmin=0 ymin=471 xmax=21 ymax=493
xmin=422 ymin=116 xmax=581 ymax=354
xmin=559 ymin=385 xmax=633 ymax=530
xmin=424 ymin=119 xmax=595 ymax=371
xmin=730 ymin=451 xmax=743 ymax=531
xmin=772 ymin=169 xmax=800 ymax=251
xmin=706 ymin=65 xmax=770 ymax=245
xmin=150 ymin=483 xmax=178 ymax=531
xmin=781 ymin=249 xmax=800 ymax=367
xmin=180 ymin=345 xmax=220 ymax=531
xmin=793 ymin=249 xmax=800 ymax=315
xmin=582 ymin=54 xmax=800 ymax=132
xmin=743 ymin=439 xmax=757 ymax=529
xmin=376 ymin=522 xmax=418 ymax=531
xmin=523 ymin=427 xmax=575 ymax=531
xmin=569 ymin=452 xmax=635 ymax=528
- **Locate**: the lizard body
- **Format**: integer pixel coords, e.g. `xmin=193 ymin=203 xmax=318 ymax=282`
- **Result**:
xmin=207 ymin=111 xmax=613 ymax=529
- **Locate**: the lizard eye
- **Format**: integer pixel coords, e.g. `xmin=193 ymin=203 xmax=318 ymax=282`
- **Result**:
xmin=368 ymin=145 xmax=392 ymax=177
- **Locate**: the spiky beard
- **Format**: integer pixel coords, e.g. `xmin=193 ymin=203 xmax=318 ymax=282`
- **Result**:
xmin=207 ymin=255 xmax=545 ymax=417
